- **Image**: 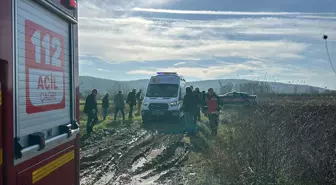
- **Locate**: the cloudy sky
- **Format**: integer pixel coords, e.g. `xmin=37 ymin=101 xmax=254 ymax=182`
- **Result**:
xmin=78 ymin=0 xmax=336 ymax=89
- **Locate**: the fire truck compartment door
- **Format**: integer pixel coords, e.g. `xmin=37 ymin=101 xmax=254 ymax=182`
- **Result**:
xmin=17 ymin=147 xmax=75 ymax=185
xmin=15 ymin=0 xmax=75 ymax=162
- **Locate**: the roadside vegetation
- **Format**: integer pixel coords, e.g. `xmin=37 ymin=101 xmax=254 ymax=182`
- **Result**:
xmin=183 ymin=98 xmax=336 ymax=185
xmin=79 ymin=101 xmax=141 ymax=136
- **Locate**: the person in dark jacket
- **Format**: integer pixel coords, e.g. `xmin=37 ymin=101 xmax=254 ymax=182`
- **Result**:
xmin=193 ymin=87 xmax=202 ymax=122
xmin=201 ymin=91 xmax=206 ymax=101
xmin=202 ymin=88 xmax=221 ymax=136
xmin=114 ymin=91 xmax=125 ymax=121
xmin=84 ymin=89 xmax=98 ymax=134
xmin=136 ymin=90 xmax=143 ymax=113
xmin=181 ymin=87 xmax=198 ymax=136
xmin=102 ymin=93 xmax=110 ymax=120
xmin=127 ymin=89 xmax=137 ymax=119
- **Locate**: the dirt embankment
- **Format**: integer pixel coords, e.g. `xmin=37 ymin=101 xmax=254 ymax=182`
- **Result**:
xmin=80 ymin=121 xmax=190 ymax=185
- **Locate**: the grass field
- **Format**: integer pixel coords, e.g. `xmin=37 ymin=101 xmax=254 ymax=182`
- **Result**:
xmin=79 ymin=102 xmax=142 ymax=135
xmin=183 ymin=97 xmax=336 ymax=185
xmin=79 ymin=95 xmax=336 ymax=185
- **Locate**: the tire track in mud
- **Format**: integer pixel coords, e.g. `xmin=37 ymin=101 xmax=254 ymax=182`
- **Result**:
xmin=80 ymin=121 xmax=190 ymax=185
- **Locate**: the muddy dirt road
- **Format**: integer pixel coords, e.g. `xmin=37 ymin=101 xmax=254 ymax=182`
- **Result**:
xmin=80 ymin=120 xmax=194 ymax=185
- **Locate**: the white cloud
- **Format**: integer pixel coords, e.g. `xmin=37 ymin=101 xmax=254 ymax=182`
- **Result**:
xmin=77 ymin=2 xmax=336 ymax=88
xmin=131 ymin=7 xmax=311 ymax=15
xmin=79 ymin=16 xmax=316 ymax=62
xmin=127 ymin=61 xmax=334 ymax=89
xmin=173 ymin=62 xmax=187 ymax=66
xmin=97 ymin=68 xmax=111 ymax=72
xmin=79 ymin=0 xmax=179 ymax=17
xmin=79 ymin=60 xmax=95 ymax=65
xmin=127 ymin=60 xmax=295 ymax=79
xmin=297 ymin=15 xmax=336 ymax=20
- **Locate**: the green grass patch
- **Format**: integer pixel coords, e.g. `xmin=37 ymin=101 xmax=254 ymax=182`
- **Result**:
xmin=79 ymin=110 xmax=142 ymax=136
xmin=79 ymin=101 xmax=141 ymax=132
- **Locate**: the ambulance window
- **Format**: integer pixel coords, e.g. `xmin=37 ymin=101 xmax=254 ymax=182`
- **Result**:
xmin=146 ymin=84 xmax=178 ymax=97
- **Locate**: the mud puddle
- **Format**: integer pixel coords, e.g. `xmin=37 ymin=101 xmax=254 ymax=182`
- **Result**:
xmin=131 ymin=146 xmax=166 ymax=172
xmin=80 ymin=121 xmax=190 ymax=185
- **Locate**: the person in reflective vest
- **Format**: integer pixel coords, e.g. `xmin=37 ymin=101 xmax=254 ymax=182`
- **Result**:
xmin=203 ymin=88 xmax=221 ymax=136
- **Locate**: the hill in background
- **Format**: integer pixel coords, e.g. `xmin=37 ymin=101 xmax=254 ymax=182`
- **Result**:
xmin=79 ymin=76 xmax=329 ymax=96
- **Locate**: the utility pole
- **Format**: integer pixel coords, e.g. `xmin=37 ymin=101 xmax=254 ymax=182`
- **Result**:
xmin=323 ymin=35 xmax=336 ymax=75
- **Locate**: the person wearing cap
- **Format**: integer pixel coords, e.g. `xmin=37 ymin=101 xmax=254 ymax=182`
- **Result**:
xmin=127 ymin=89 xmax=137 ymax=119
xmin=102 ymin=93 xmax=110 ymax=120
xmin=84 ymin=89 xmax=98 ymax=134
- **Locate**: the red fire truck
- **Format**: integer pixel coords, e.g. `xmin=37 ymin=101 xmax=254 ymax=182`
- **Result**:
xmin=0 ymin=0 xmax=80 ymax=185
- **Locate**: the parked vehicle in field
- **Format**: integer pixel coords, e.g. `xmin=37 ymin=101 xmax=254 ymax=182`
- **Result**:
xmin=0 ymin=0 xmax=80 ymax=185
xmin=141 ymin=72 xmax=186 ymax=123
xmin=219 ymin=92 xmax=257 ymax=106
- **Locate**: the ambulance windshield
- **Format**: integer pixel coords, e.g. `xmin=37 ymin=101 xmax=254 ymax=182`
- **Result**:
xmin=146 ymin=84 xmax=179 ymax=98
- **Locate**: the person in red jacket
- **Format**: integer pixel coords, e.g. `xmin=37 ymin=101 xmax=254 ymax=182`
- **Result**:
xmin=203 ymin=88 xmax=221 ymax=136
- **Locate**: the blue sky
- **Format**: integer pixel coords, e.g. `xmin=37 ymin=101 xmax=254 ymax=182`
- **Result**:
xmin=78 ymin=0 xmax=336 ymax=89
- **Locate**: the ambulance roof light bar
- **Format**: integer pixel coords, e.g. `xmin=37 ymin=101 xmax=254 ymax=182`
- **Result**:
xmin=157 ymin=72 xmax=177 ymax=75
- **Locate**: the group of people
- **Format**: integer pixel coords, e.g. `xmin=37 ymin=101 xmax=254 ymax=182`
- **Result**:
xmin=83 ymin=86 xmax=221 ymax=136
xmin=181 ymin=86 xmax=221 ymax=136
xmin=84 ymin=89 xmax=143 ymax=134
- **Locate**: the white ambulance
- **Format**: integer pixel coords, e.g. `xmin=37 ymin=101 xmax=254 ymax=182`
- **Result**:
xmin=141 ymin=72 xmax=186 ymax=123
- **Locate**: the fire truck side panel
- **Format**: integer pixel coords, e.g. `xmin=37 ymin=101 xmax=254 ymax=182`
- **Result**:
xmin=17 ymin=146 xmax=75 ymax=185
xmin=16 ymin=0 xmax=71 ymax=141
xmin=14 ymin=138 xmax=74 ymax=171
xmin=0 ymin=0 xmax=80 ymax=185
xmin=0 ymin=0 xmax=15 ymax=185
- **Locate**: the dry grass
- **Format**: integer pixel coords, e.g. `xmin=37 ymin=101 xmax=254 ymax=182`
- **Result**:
xmin=188 ymin=97 xmax=336 ymax=185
